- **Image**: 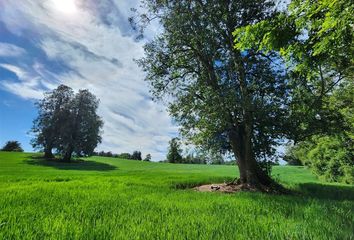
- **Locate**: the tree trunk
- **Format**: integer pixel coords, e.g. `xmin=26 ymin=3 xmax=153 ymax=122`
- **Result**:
xmin=229 ymin=125 xmax=273 ymax=187
xmin=44 ymin=146 xmax=54 ymax=159
xmin=62 ymin=146 xmax=73 ymax=162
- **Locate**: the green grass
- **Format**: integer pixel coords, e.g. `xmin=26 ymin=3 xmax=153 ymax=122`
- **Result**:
xmin=0 ymin=151 xmax=353 ymax=239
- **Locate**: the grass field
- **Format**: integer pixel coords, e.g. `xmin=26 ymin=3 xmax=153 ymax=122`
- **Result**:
xmin=0 ymin=151 xmax=353 ymax=239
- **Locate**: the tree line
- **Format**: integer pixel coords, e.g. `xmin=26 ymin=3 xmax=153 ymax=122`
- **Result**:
xmin=93 ymin=150 xmax=152 ymax=161
xmin=165 ymin=137 xmax=226 ymax=165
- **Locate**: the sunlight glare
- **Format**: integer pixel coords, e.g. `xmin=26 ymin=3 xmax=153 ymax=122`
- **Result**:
xmin=52 ymin=0 xmax=77 ymax=14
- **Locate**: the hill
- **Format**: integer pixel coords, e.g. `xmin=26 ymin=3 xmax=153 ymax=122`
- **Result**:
xmin=0 ymin=151 xmax=353 ymax=239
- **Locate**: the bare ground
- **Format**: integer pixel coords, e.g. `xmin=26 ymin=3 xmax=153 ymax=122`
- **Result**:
xmin=194 ymin=183 xmax=246 ymax=193
xmin=194 ymin=182 xmax=287 ymax=194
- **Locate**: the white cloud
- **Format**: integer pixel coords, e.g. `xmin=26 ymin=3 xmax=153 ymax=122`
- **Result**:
xmin=0 ymin=0 xmax=176 ymax=160
xmin=0 ymin=63 xmax=45 ymax=99
xmin=0 ymin=63 xmax=27 ymax=79
xmin=0 ymin=42 xmax=26 ymax=57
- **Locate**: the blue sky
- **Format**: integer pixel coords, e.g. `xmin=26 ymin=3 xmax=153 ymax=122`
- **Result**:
xmin=0 ymin=0 xmax=177 ymax=160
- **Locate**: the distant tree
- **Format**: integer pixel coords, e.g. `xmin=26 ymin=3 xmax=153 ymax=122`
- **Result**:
xmin=144 ymin=153 xmax=151 ymax=161
xmin=166 ymin=138 xmax=183 ymax=163
xmin=209 ymin=154 xmax=225 ymax=165
xmin=105 ymin=151 xmax=113 ymax=157
xmin=1 ymin=141 xmax=23 ymax=152
xmin=283 ymin=144 xmax=303 ymax=166
xmin=117 ymin=153 xmax=132 ymax=159
xmin=32 ymin=86 xmax=103 ymax=162
xmin=132 ymin=151 xmax=142 ymax=160
xmin=31 ymin=85 xmax=74 ymax=159
xmin=192 ymin=148 xmax=224 ymax=165
xmin=183 ymin=153 xmax=206 ymax=164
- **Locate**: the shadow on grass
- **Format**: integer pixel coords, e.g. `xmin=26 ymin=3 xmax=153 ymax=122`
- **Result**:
xmin=25 ymin=156 xmax=117 ymax=171
xmin=297 ymin=183 xmax=354 ymax=201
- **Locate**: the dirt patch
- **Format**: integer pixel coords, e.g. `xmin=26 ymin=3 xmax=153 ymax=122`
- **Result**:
xmin=194 ymin=182 xmax=287 ymax=194
xmin=194 ymin=183 xmax=245 ymax=193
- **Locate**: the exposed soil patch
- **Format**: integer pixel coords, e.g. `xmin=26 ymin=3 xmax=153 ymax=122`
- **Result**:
xmin=194 ymin=182 xmax=288 ymax=194
xmin=194 ymin=183 xmax=248 ymax=193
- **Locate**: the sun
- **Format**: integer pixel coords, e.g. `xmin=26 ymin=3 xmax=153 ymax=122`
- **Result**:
xmin=52 ymin=0 xmax=77 ymax=14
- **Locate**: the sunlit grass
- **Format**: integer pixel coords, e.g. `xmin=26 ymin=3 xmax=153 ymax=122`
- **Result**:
xmin=0 ymin=151 xmax=353 ymax=239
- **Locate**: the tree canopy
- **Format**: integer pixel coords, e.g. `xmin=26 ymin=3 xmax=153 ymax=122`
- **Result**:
xmin=166 ymin=138 xmax=183 ymax=163
xmin=1 ymin=141 xmax=23 ymax=152
xmin=31 ymin=85 xmax=103 ymax=162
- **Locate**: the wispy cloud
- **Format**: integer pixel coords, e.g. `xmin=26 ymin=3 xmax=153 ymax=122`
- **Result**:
xmin=0 ymin=42 xmax=26 ymax=57
xmin=0 ymin=0 xmax=176 ymax=160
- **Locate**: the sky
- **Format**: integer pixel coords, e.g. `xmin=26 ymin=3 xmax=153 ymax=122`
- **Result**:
xmin=0 ymin=0 xmax=178 ymax=160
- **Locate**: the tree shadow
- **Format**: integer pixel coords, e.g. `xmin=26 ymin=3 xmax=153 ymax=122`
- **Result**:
xmin=297 ymin=182 xmax=354 ymax=201
xmin=25 ymin=155 xmax=117 ymax=171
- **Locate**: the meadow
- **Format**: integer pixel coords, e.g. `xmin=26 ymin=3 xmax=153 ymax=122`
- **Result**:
xmin=0 ymin=151 xmax=353 ymax=239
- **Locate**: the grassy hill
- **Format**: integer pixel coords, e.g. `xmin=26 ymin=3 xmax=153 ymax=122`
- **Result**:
xmin=0 ymin=151 xmax=353 ymax=239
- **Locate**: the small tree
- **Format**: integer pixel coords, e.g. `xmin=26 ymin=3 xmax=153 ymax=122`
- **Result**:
xmin=144 ymin=154 xmax=152 ymax=161
xmin=1 ymin=141 xmax=23 ymax=152
xmin=132 ymin=151 xmax=142 ymax=160
xmin=167 ymin=138 xmax=183 ymax=163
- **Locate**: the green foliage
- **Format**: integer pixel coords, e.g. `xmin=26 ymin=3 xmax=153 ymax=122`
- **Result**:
xmin=285 ymin=79 xmax=353 ymax=183
xmin=68 ymin=89 xmax=103 ymax=158
xmin=166 ymin=138 xmax=183 ymax=163
xmin=144 ymin=153 xmax=152 ymax=161
xmin=283 ymin=145 xmax=303 ymax=166
xmin=288 ymin=135 xmax=353 ymax=184
xmin=234 ymin=0 xmax=354 ymax=75
xmin=31 ymin=85 xmax=74 ymax=158
xmin=233 ymin=0 xmax=353 ymax=183
xmin=0 ymin=141 xmax=23 ymax=152
xmin=32 ymin=85 xmax=103 ymax=161
xmin=0 ymin=151 xmax=353 ymax=239
xmin=233 ymin=0 xmax=353 ymax=137
xmin=132 ymin=151 xmax=142 ymax=160
xmin=117 ymin=152 xmax=133 ymax=159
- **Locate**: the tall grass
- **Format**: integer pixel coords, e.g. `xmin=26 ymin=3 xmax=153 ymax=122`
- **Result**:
xmin=0 ymin=152 xmax=353 ymax=239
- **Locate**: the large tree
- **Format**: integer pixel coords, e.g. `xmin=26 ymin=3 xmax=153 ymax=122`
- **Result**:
xmin=137 ymin=0 xmax=288 ymax=188
xmin=60 ymin=89 xmax=103 ymax=162
xmin=31 ymin=85 xmax=74 ymax=159
xmin=32 ymin=86 xmax=103 ymax=162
